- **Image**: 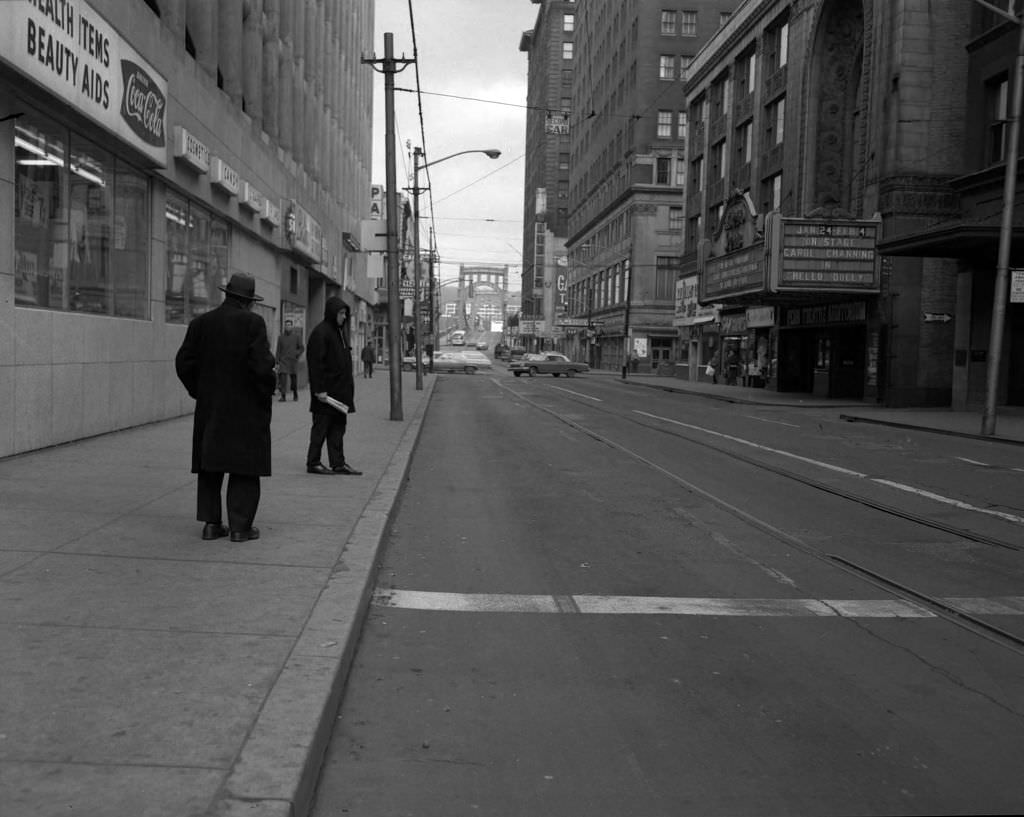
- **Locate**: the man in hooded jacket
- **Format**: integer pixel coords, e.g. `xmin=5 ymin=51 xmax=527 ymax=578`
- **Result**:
xmin=305 ymin=297 xmax=362 ymax=475
xmin=175 ymin=273 xmax=277 ymax=542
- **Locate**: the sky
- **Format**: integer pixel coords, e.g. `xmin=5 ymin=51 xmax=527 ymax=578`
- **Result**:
xmin=370 ymin=0 xmax=541 ymax=293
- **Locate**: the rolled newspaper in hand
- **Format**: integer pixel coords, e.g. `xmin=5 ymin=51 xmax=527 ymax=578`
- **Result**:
xmin=319 ymin=395 xmax=349 ymax=414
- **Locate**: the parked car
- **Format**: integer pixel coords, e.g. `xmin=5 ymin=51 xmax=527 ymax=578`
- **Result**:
xmin=506 ymin=346 xmax=526 ymax=362
xmin=401 ymin=353 xmax=430 ymax=371
xmin=475 ymin=340 xmax=489 ymax=350
xmin=457 ymin=350 xmax=494 ymax=370
xmin=510 ymin=352 xmax=590 ymax=377
xmin=432 ymin=351 xmax=487 ymax=374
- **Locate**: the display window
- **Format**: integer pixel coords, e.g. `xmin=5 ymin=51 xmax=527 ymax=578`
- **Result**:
xmin=164 ymin=192 xmax=231 ymax=323
xmin=14 ymin=109 xmax=151 ymax=318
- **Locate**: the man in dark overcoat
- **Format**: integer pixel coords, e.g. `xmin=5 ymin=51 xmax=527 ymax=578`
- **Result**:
xmin=275 ymin=319 xmax=305 ymax=401
xmin=305 ymin=296 xmax=362 ymax=475
xmin=175 ymin=273 xmax=277 ymax=541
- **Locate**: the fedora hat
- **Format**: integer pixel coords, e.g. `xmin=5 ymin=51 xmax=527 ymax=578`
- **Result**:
xmin=219 ymin=273 xmax=264 ymax=301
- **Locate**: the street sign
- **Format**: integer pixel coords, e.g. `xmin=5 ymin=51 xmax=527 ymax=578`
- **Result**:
xmin=398 ymin=283 xmax=415 ymax=299
xmin=1012 ymin=269 xmax=1024 ymax=303
xmin=923 ymin=312 xmax=953 ymax=323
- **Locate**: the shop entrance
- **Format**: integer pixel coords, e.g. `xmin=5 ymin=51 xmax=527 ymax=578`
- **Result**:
xmin=650 ymin=337 xmax=673 ymax=370
xmin=779 ymin=325 xmax=865 ymax=398
xmin=1008 ymin=303 xmax=1024 ymax=406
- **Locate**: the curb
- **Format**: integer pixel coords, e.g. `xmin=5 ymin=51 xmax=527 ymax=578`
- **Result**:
xmin=210 ymin=378 xmax=435 ymax=817
xmin=616 ymin=377 xmax=865 ymax=409
xmin=839 ymin=413 xmax=1024 ymax=446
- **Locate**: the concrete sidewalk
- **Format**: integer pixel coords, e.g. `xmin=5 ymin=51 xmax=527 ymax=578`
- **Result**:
xmin=1 ymin=369 xmax=434 ymax=817
xmin=607 ymin=370 xmax=1024 ymax=445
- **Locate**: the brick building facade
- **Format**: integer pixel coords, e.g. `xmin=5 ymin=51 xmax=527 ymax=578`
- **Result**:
xmin=680 ymin=0 xmax=1023 ymax=409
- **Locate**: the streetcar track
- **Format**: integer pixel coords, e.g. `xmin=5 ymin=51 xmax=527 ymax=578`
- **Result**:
xmin=505 ymin=379 xmax=1022 ymax=551
xmin=498 ymin=379 xmax=1024 ymax=656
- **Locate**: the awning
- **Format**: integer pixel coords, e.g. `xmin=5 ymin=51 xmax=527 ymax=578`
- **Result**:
xmin=876 ymin=222 xmax=1024 ymax=262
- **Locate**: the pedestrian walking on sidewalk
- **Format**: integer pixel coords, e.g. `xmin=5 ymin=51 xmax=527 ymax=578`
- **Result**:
xmin=275 ymin=319 xmax=304 ymax=400
xmin=305 ymin=297 xmax=363 ymax=476
xmin=360 ymin=341 xmax=375 ymax=378
xmin=175 ymin=273 xmax=277 ymax=542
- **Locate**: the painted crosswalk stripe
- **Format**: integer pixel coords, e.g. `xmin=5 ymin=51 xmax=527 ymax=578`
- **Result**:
xmin=373 ymin=590 xmax=1024 ymax=618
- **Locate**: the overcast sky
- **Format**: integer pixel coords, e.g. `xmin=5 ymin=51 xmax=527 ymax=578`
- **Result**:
xmin=371 ymin=0 xmax=540 ymax=291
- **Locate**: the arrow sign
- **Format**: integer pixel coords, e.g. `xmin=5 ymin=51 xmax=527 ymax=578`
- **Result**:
xmin=923 ymin=312 xmax=953 ymax=323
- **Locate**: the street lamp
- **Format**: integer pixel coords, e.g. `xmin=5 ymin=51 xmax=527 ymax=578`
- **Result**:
xmin=411 ymin=147 xmax=501 ymax=390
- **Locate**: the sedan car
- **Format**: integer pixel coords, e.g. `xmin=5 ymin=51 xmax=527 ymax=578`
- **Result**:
xmin=458 ymin=350 xmax=494 ymax=370
xmin=509 ymin=352 xmax=590 ymax=377
xmin=432 ymin=351 xmax=488 ymax=374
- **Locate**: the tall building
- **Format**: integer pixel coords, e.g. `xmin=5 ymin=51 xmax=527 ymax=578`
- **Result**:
xmin=679 ymin=0 xmax=1019 ymax=409
xmin=1 ymin=0 xmax=375 ymax=456
xmin=519 ymin=0 xmax=576 ymax=351
xmin=562 ymin=0 xmax=741 ymax=372
xmin=880 ymin=5 xmax=1024 ymax=410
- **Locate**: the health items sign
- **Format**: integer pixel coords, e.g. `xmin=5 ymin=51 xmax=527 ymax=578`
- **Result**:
xmin=771 ymin=216 xmax=880 ymax=293
xmin=1 ymin=0 xmax=168 ymax=166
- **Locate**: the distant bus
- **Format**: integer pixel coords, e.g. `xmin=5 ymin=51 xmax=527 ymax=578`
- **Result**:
xmin=450 ymin=330 xmax=466 ymax=346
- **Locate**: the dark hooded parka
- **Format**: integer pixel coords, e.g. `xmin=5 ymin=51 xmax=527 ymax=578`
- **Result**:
xmin=306 ymin=296 xmax=356 ymax=414
xmin=175 ymin=296 xmax=277 ymax=475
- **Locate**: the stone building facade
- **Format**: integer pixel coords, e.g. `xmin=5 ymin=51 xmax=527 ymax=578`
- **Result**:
xmin=519 ymin=0 xmax=576 ymax=351
xmin=0 ymin=0 xmax=375 ymax=457
xmin=563 ymin=0 xmax=741 ymax=373
xmin=680 ymin=0 xmax=1020 ymax=409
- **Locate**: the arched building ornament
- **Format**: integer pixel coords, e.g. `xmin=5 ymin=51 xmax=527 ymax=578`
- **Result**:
xmin=807 ymin=0 xmax=865 ymax=215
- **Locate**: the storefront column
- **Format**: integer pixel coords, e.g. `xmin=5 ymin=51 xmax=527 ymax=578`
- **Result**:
xmin=187 ymin=0 xmax=217 ymax=79
xmin=262 ymin=0 xmax=279 ymax=140
xmin=242 ymin=0 xmax=263 ymax=128
xmin=219 ymin=0 xmax=243 ymax=107
xmin=952 ymin=267 xmax=974 ymax=410
xmin=163 ymin=0 xmax=186 ymax=43
xmin=1 ymin=98 xmax=15 ymax=366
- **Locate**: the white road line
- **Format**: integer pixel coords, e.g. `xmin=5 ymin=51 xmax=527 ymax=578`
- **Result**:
xmin=634 ymin=410 xmax=867 ymax=477
xmin=871 ymin=479 xmax=1024 ymax=524
xmin=551 ymin=386 xmax=602 ymax=401
xmin=955 ymin=457 xmax=990 ymax=466
xmin=746 ymin=415 xmax=800 ymax=428
xmin=373 ymin=589 xmax=967 ymax=618
xmin=636 ymin=410 xmax=1024 ymax=526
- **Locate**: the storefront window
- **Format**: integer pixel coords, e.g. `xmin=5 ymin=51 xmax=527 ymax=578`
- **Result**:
xmin=14 ymin=115 xmax=68 ymax=309
xmin=164 ymin=193 xmax=230 ymax=323
xmin=113 ymin=166 xmax=151 ymax=319
xmin=14 ymin=110 xmax=150 ymax=318
xmin=68 ymin=133 xmax=113 ymax=315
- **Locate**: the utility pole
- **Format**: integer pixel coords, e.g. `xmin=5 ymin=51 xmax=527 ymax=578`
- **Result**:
xmin=363 ymin=34 xmax=413 ymax=420
xmin=981 ymin=0 xmax=1024 ymax=435
xmin=429 ymin=228 xmax=438 ymax=373
xmin=412 ymin=147 xmax=425 ymax=390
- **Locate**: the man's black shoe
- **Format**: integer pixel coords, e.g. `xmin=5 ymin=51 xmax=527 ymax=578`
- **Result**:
xmin=229 ymin=527 xmax=260 ymax=542
xmin=307 ymin=463 xmax=332 ymax=475
xmin=332 ymin=463 xmax=362 ymax=476
xmin=202 ymin=523 xmax=228 ymax=540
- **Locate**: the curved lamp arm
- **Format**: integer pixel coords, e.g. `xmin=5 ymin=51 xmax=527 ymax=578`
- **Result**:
xmin=420 ymin=148 xmax=501 ymax=170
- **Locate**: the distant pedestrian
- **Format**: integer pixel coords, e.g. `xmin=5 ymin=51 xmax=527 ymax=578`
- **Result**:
xmin=360 ymin=341 xmax=375 ymax=378
xmin=629 ymin=350 xmax=640 ymax=373
xmin=305 ymin=297 xmax=362 ymax=476
xmin=275 ymin=319 xmax=304 ymax=400
xmin=705 ymin=361 xmax=718 ymax=384
xmin=175 ymin=273 xmax=277 ymax=542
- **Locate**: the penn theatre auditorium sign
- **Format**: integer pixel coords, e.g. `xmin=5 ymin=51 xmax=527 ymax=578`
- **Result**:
xmin=1 ymin=0 xmax=168 ymax=166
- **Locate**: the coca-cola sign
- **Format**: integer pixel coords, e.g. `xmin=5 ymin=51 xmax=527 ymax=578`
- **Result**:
xmin=120 ymin=60 xmax=166 ymax=148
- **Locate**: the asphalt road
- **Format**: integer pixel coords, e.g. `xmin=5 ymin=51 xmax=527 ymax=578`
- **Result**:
xmin=310 ymin=368 xmax=1024 ymax=817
